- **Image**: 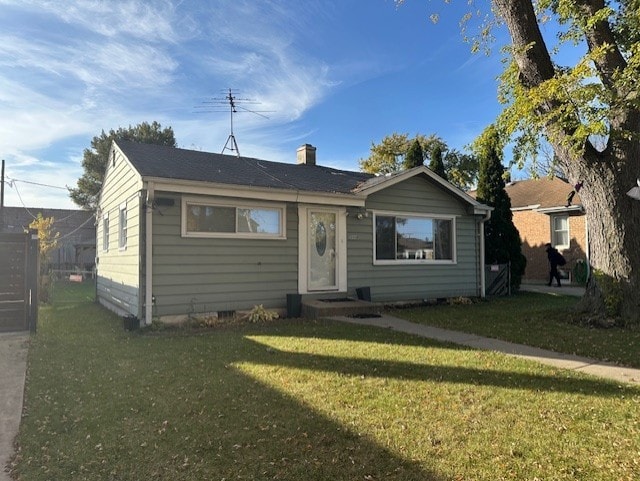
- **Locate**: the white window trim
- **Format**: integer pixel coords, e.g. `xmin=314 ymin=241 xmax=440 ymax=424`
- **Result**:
xmin=551 ymin=214 xmax=570 ymax=250
xmin=372 ymin=210 xmax=457 ymax=265
xmin=181 ymin=196 xmax=287 ymax=239
xmin=102 ymin=213 xmax=109 ymax=252
xmin=118 ymin=202 xmax=127 ymax=250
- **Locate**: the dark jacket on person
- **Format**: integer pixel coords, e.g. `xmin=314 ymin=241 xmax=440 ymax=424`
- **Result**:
xmin=545 ymin=244 xmax=563 ymax=286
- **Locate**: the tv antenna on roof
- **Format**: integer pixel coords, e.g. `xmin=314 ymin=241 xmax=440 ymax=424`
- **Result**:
xmin=194 ymin=88 xmax=272 ymax=157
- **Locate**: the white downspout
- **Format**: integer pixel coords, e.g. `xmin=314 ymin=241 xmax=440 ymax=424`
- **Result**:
xmin=479 ymin=209 xmax=492 ymax=298
xmin=145 ymin=183 xmax=154 ymax=325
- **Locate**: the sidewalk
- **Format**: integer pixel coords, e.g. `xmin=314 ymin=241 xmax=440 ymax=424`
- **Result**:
xmin=520 ymin=283 xmax=585 ymax=297
xmin=0 ymin=332 xmax=29 ymax=481
xmin=331 ymin=313 xmax=640 ymax=386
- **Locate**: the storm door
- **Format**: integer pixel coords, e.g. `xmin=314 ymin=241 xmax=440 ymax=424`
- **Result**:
xmin=308 ymin=210 xmax=338 ymax=290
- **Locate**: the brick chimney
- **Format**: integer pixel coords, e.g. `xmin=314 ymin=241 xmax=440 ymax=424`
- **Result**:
xmin=296 ymin=144 xmax=316 ymax=166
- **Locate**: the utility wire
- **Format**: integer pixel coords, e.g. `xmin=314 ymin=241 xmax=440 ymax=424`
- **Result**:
xmin=12 ymin=182 xmax=39 ymax=220
xmin=56 ymin=214 xmax=95 ymax=242
xmin=8 ymin=178 xmax=85 ymax=224
xmin=6 ymin=176 xmax=68 ymax=190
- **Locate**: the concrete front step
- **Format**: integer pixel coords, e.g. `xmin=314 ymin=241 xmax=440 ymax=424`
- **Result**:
xmin=301 ymin=298 xmax=381 ymax=320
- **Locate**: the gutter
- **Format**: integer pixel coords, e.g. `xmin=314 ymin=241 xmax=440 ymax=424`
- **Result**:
xmin=536 ymin=205 xmax=584 ymax=215
xmin=141 ymin=176 xmax=367 ymax=207
xmin=144 ymin=182 xmax=154 ymax=326
xmin=479 ymin=208 xmax=492 ymax=298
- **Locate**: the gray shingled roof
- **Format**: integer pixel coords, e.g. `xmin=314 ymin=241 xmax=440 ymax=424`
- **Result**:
xmin=116 ymin=140 xmax=374 ymax=195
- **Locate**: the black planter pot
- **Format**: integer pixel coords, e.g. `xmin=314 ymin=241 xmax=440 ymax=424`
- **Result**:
xmin=123 ymin=315 xmax=139 ymax=331
xmin=286 ymin=293 xmax=302 ymax=318
xmin=356 ymin=287 xmax=371 ymax=302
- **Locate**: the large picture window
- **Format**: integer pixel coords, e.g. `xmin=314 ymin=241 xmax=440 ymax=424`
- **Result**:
xmin=374 ymin=213 xmax=455 ymax=263
xmin=182 ymin=199 xmax=285 ymax=239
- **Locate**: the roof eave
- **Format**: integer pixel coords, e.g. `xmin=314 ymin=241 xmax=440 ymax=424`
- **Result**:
xmin=141 ymin=176 xmax=367 ymax=207
xmin=474 ymin=205 xmax=493 ymax=215
xmin=536 ymin=205 xmax=584 ymax=215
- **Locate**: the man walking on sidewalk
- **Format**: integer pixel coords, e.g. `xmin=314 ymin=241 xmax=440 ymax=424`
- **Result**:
xmin=545 ymin=243 xmax=564 ymax=287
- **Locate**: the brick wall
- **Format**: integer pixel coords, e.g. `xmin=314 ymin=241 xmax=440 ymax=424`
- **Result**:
xmin=513 ymin=210 xmax=588 ymax=283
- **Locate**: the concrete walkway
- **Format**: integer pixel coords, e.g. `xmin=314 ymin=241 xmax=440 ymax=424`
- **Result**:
xmin=0 ymin=332 xmax=29 ymax=481
xmin=520 ymin=283 xmax=585 ymax=297
xmin=331 ymin=313 xmax=640 ymax=386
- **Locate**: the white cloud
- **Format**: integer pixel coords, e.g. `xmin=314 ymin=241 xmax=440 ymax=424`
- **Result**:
xmin=256 ymin=64 xmax=337 ymax=121
xmin=3 ymin=0 xmax=183 ymax=42
xmin=0 ymin=1 xmax=180 ymax=172
xmin=0 ymin=34 xmax=177 ymax=93
xmin=89 ymin=42 xmax=178 ymax=89
xmin=192 ymin=1 xmax=340 ymax=122
xmin=0 ymin=0 xmax=376 ymax=209
xmin=0 ymin=79 xmax=91 ymax=153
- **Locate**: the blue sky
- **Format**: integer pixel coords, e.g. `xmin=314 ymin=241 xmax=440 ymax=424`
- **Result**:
xmin=0 ymin=0 xmax=510 ymax=210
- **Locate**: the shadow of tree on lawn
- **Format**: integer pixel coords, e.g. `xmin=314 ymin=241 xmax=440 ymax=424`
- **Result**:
xmin=18 ymin=301 xmax=638 ymax=481
xmin=240 ymin=319 xmax=635 ymax=398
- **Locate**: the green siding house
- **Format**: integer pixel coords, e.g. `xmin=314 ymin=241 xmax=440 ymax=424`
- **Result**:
xmin=96 ymin=140 xmax=491 ymax=324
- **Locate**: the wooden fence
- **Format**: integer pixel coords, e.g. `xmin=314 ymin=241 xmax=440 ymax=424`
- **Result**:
xmin=0 ymin=230 xmax=39 ymax=332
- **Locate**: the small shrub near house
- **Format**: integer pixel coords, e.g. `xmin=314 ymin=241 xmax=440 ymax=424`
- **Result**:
xmin=448 ymin=296 xmax=474 ymax=306
xmin=248 ymin=304 xmax=279 ymax=323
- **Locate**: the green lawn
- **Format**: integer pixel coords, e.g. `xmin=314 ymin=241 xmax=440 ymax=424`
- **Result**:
xmin=390 ymin=292 xmax=640 ymax=368
xmin=13 ymin=282 xmax=640 ymax=480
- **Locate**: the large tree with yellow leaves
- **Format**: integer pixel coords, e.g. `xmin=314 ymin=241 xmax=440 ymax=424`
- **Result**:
xmin=406 ymin=0 xmax=640 ymax=323
xmin=491 ymin=0 xmax=640 ymax=324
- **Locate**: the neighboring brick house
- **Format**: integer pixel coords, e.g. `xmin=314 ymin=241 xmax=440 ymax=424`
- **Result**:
xmin=505 ymin=177 xmax=588 ymax=284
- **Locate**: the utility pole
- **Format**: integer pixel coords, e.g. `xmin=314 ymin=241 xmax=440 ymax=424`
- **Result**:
xmin=1 ymin=159 xmax=5 ymax=231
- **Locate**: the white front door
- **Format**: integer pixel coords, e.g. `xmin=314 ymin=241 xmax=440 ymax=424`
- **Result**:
xmin=308 ymin=210 xmax=337 ymax=290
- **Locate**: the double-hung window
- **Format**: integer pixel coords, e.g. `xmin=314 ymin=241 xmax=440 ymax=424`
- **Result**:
xmin=552 ymin=215 xmax=569 ymax=249
xmin=374 ymin=212 xmax=455 ymax=264
xmin=102 ymin=213 xmax=109 ymax=252
xmin=182 ymin=198 xmax=285 ymax=239
xmin=119 ymin=204 xmax=127 ymax=250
